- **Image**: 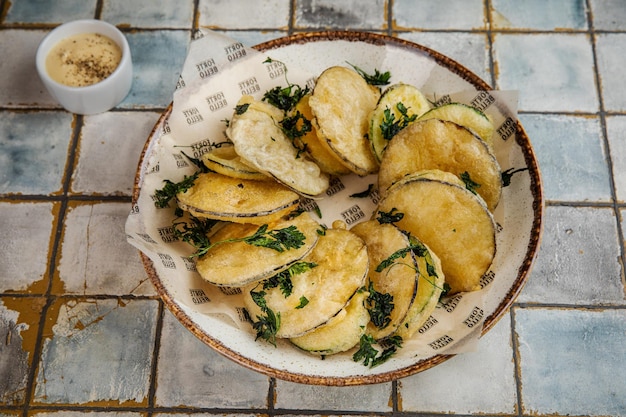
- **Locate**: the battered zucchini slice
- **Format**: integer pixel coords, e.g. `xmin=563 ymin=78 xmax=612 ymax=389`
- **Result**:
xmin=368 ymin=83 xmax=431 ymax=163
xmin=201 ymin=145 xmax=267 ymax=181
xmin=394 ymin=237 xmax=445 ymax=340
xmin=226 ymin=96 xmax=329 ymax=197
xmin=378 ymin=118 xmax=502 ymax=212
xmin=290 ymin=289 xmax=370 ymax=355
xmin=176 ymin=172 xmax=300 ymax=224
xmin=418 ymin=102 xmax=494 ymax=147
xmin=309 ymin=66 xmax=381 ymax=176
xmin=350 ymin=220 xmax=419 ymax=340
xmin=195 ymin=212 xmax=321 ymax=287
xmin=293 ymin=94 xmax=352 ymax=176
xmin=377 ymin=170 xmax=496 ymax=294
xmin=243 ymin=227 xmax=369 ymax=338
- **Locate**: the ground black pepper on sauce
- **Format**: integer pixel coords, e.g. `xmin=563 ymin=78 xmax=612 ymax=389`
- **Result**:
xmin=45 ymin=33 xmax=122 ymax=87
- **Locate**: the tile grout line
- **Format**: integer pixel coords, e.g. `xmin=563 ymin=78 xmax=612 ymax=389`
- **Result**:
xmin=585 ymin=0 xmax=626 ymax=299
xmin=484 ymin=1 xmax=524 ymax=416
xmin=18 ymin=113 xmax=83 ymax=414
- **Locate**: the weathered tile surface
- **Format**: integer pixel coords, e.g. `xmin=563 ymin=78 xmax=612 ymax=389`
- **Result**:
xmin=516 ymin=307 xmax=626 ymax=416
xmin=1 ymin=1 xmax=625 ymax=416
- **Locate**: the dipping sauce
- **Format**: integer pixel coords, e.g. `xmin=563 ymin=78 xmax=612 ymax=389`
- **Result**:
xmin=45 ymin=32 xmax=122 ymax=87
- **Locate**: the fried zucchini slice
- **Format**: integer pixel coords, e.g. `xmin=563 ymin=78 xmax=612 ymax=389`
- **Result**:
xmin=378 ymin=118 xmax=502 ymax=212
xmin=377 ymin=170 xmax=496 ymax=294
xmin=201 ymin=145 xmax=267 ymax=181
xmin=226 ymin=96 xmax=329 ymax=197
xmin=369 ymin=83 xmax=431 ymax=163
xmin=350 ymin=220 xmax=419 ymax=340
xmin=293 ymin=94 xmax=352 ymax=176
xmin=243 ymin=227 xmax=369 ymax=338
xmin=394 ymin=238 xmax=445 ymax=340
xmin=309 ymin=66 xmax=381 ymax=176
xmin=176 ymin=172 xmax=300 ymax=224
xmin=290 ymin=289 xmax=369 ymax=355
xmin=418 ymin=102 xmax=494 ymax=147
xmin=195 ymin=212 xmax=321 ymax=287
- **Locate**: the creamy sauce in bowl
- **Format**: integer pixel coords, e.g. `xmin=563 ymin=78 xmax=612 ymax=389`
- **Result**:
xmin=45 ymin=32 xmax=122 ymax=87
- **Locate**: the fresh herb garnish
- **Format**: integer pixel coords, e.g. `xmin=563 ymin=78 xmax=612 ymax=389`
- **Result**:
xmin=263 ymin=261 xmax=317 ymax=297
xmin=376 ymin=208 xmax=404 ymax=224
xmin=245 ymin=224 xmax=306 ymax=252
xmin=176 ymin=223 xmax=306 ymax=258
xmin=172 ymin=215 xmax=219 ymax=258
xmin=353 ymin=334 xmax=403 ymax=367
xmin=501 ymin=167 xmax=528 ymax=186
xmin=280 ymin=111 xmax=312 ymax=140
xmin=154 ymin=172 xmax=199 ymax=208
xmin=263 ymin=84 xmax=310 ymax=112
xmin=366 ymin=282 xmax=394 ymax=329
xmin=347 ymin=63 xmax=391 ymax=86
xmin=380 ymin=102 xmax=417 ymax=140
xmin=235 ymin=103 xmax=250 ymax=115
xmin=296 ymin=296 xmax=309 ymax=309
xmin=250 ymin=290 xmax=281 ymax=346
xmin=350 ymin=184 xmax=374 ymax=198
xmin=460 ymin=171 xmax=481 ymax=195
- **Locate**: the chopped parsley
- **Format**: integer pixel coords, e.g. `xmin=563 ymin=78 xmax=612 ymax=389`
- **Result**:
xmin=347 ymin=62 xmax=391 ymax=86
xmin=353 ymin=334 xmax=403 ymax=367
xmin=171 ymin=215 xmax=219 ymax=258
xmin=235 ymin=103 xmax=250 ymax=115
xmin=380 ymin=102 xmax=417 ymax=140
xmin=262 ymin=261 xmax=317 ymax=297
xmin=501 ymin=167 xmax=528 ymax=186
xmin=460 ymin=171 xmax=481 ymax=195
xmin=296 ymin=296 xmax=309 ymax=309
xmin=154 ymin=172 xmax=199 ymax=208
xmin=366 ymin=282 xmax=394 ymax=329
xmin=350 ymin=184 xmax=374 ymax=198
xmin=376 ymin=208 xmax=404 ymax=224
xmin=250 ymin=290 xmax=281 ymax=346
xmin=263 ymin=83 xmax=310 ymax=113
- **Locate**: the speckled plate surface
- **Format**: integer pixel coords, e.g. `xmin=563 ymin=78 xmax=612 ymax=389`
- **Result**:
xmin=131 ymin=31 xmax=543 ymax=386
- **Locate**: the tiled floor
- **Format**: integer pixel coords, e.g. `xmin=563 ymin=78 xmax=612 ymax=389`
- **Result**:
xmin=1 ymin=1 xmax=625 ymax=416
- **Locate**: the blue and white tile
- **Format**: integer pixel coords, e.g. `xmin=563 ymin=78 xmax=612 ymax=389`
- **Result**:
xmin=198 ymin=0 xmax=290 ymax=29
xmin=274 ymin=379 xmax=392 ymax=412
xmin=606 ymin=115 xmax=626 ymax=203
xmin=398 ymin=32 xmax=491 ymax=84
xmin=519 ymin=206 xmax=624 ymax=305
xmin=493 ymin=33 xmax=597 ymax=112
xmin=519 ymin=113 xmax=611 ymax=202
xmin=155 ymin=310 xmax=270 ymax=408
xmin=0 ymin=297 xmax=44 ymax=405
xmin=294 ymin=0 xmax=386 ymax=30
xmin=589 ymin=0 xmax=626 ymax=31
xmin=0 ymin=30 xmax=59 ymax=108
xmin=71 ymin=111 xmax=161 ymax=195
xmin=56 ymin=202 xmax=153 ymax=296
xmin=398 ymin=315 xmax=516 ymax=414
xmin=119 ymin=30 xmax=190 ymax=109
xmin=394 ymin=0 xmax=485 ymax=30
xmin=33 ymin=298 xmax=159 ymax=405
xmin=101 ymin=0 xmax=194 ymax=29
xmin=595 ymin=33 xmax=626 ymax=112
xmin=0 ymin=202 xmax=56 ymax=293
xmin=3 ymin=0 xmax=97 ymax=24
xmin=490 ymin=0 xmax=587 ymax=30
xmin=0 ymin=111 xmax=73 ymax=195
xmin=515 ymin=307 xmax=626 ymax=416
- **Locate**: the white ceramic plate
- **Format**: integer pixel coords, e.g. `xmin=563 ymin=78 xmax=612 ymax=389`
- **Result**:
xmin=131 ymin=31 xmax=543 ymax=385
